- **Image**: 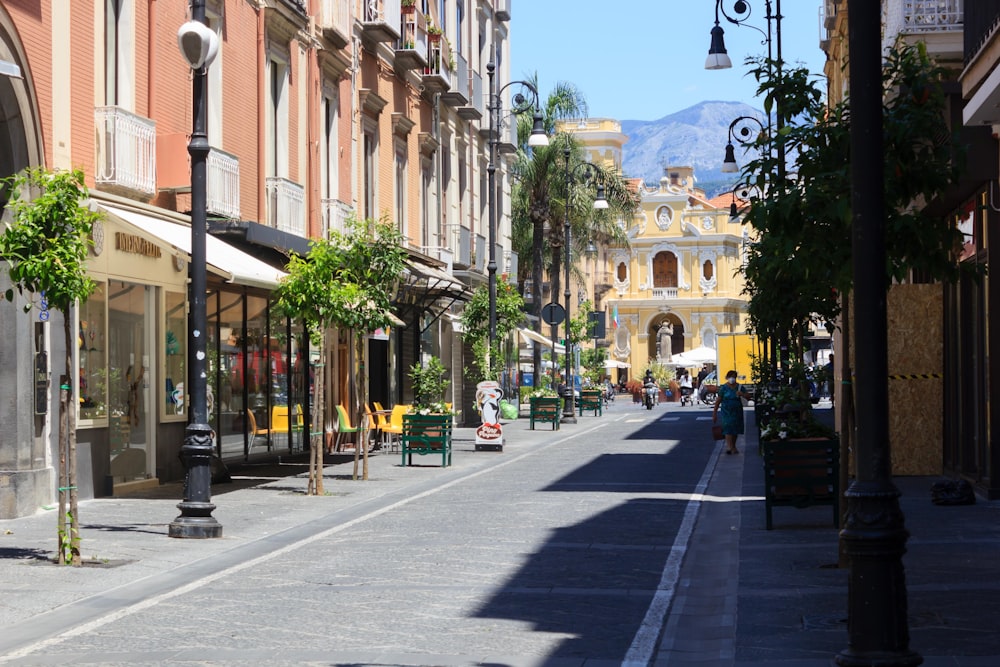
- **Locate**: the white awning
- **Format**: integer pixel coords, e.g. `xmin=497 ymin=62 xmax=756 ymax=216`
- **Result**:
xmin=518 ymin=327 xmax=565 ymax=353
xmin=96 ymin=202 xmax=287 ymax=289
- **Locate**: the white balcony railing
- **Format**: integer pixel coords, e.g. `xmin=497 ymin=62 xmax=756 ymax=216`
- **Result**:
xmin=207 ymin=147 xmax=240 ymax=219
xmin=652 ymin=287 xmax=678 ymax=299
xmin=322 ymin=197 xmax=354 ymax=237
xmin=362 ymin=0 xmax=401 ymax=23
xmin=456 ymin=226 xmax=471 ymax=266
xmin=902 ymin=0 xmax=963 ymax=32
xmin=266 ymin=176 xmax=306 ymax=237
xmin=319 ymin=0 xmax=351 ymax=33
xmin=474 ymin=233 xmax=486 ymax=273
xmin=94 ymin=106 xmax=156 ymax=196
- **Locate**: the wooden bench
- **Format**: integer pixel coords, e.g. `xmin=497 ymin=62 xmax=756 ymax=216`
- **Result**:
xmin=578 ymin=389 xmax=603 ymax=417
xmin=762 ymin=437 xmax=839 ymax=530
xmin=401 ymin=413 xmax=452 ymax=467
xmin=529 ymin=396 xmax=561 ymax=430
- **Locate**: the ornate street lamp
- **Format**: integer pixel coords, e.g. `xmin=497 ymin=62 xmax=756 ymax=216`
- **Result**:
xmin=720 ymin=115 xmax=765 ymax=174
xmin=486 ymin=54 xmax=547 ymax=366
xmin=170 ymin=0 xmax=222 ymax=538
xmin=561 ymin=147 xmax=608 ymax=423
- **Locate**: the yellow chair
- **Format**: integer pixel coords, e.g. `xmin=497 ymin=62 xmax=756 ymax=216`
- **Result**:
xmin=271 ymin=405 xmax=294 ymax=449
xmin=333 ymin=404 xmax=360 ymax=452
xmin=364 ymin=404 xmax=379 ymax=450
xmin=380 ymin=404 xmax=408 ymax=453
xmin=246 ymin=409 xmax=271 ymax=452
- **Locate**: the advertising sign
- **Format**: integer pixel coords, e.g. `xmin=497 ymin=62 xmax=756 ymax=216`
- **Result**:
xmin=474 ymin=380 xmax=503 ymax=451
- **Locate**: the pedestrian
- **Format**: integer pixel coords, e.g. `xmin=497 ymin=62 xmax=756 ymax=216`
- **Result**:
xmin=713 ymin=369 xmax=750 ymax=455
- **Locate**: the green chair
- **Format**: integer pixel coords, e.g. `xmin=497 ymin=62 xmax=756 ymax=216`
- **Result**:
xmin=332 ymin=404 xmax=359 ymax=452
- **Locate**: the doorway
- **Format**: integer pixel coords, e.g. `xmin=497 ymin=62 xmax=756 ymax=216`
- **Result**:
xmin=107 ymin=280 xmax=154 ymax=485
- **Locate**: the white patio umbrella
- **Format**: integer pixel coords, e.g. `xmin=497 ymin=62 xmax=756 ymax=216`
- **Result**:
xmin=603 ymin=359 xmax=631 ymax=369
xmin=672 ymin=346 xmax=718 ymax=366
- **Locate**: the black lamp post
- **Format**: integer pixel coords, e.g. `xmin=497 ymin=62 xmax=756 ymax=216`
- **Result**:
xmin=562 ymin=148 xmax=608 ymax=423
xmin=486 ymin=51 xmax=548 ymax=365
xmin=835 ymin=1 xmax=918 ymax=663
xmin=170 ymin=0 xmax=222 ymax=539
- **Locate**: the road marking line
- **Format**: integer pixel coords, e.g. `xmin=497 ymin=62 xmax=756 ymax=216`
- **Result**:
xmin=621 ymin=440 xmax=723 ymax=667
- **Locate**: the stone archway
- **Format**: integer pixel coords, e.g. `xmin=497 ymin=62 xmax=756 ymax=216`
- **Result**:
xmin=649 ymin=314 xmax=684 ymax=363
xmin=0 ymin=10 xmax=51 ymax=519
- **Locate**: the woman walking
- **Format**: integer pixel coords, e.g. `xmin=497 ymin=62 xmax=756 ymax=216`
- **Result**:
xmin=713 ymin=370 xmax=750 ymax=455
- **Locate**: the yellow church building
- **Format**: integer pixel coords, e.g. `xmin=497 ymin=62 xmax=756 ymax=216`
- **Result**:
xmin=558 ymin=119 xmax=751 ymax=382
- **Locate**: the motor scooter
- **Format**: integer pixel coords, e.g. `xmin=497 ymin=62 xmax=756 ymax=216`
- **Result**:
xmin=643 ymin=382 xmax=658 ymax=410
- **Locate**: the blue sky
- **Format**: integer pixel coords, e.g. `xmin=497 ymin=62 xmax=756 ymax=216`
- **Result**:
xmin=509 ymin=1 xmax=829 ymax=122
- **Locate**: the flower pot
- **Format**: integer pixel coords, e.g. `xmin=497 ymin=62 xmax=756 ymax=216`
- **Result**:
xmin=402 ymin=5 xmax=416 ymax=14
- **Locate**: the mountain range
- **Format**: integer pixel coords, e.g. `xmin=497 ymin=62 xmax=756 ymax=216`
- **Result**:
xmin=620 ymin=101 xmax=763 ymax=199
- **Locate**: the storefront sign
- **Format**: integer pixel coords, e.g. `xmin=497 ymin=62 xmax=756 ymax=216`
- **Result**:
xmin=115 ymin=232 xmax=162 ymax=258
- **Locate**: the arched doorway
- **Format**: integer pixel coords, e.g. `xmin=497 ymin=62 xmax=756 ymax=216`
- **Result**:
xmin=649 ymin=314 xmax=683 ymax=363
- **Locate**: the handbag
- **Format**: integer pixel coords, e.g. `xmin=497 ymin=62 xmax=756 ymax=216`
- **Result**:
xmin=712 ymin=424 xmax=724 ymax=441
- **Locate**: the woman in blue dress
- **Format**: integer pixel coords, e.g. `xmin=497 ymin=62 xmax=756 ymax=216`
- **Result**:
xmin=712 ymin=369 xmax=750 ymax=455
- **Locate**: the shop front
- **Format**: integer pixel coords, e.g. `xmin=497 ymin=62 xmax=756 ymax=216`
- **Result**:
xmin=79 ymin=197 xmax=291 ymax=496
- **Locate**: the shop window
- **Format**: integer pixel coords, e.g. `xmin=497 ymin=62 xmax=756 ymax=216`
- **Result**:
xmin=163 ymin=290 xmax=186 ymax=419
xmin=79 ymin=282 xmax=108 ymax=422
xmin=214 ymin=290 xmax=246 ymax=457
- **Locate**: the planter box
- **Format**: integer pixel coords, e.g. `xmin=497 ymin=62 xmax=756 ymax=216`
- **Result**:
xmin=762 ymin=437 xmax=839 ymax=530
xmin=401 ymin=413 xmax=453 ymax=467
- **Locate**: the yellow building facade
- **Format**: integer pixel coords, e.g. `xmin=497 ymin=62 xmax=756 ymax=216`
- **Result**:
xmin=559 ymin=120 xmax=749 ymax=381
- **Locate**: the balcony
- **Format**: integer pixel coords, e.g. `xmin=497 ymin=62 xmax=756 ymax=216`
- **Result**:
xmin=495 ymin=0 xmax=510 ymax=22
xmin=595 ymin=271 xmax=613 ymax=295
xmin=395 ymin=10 xmax=428 ymax=70
xmin=454 ymin=226 xmax=471 ymax=267
xmin=421 ymin=246 xmax=454 ymax=272
xmin=458 ymin=70 xmax=483 ymax=120
xmin=206 ymin=148 xmax=240 ymax=219
xmin=266 ymin=176 xmax=306 ymax=237
xmin=360 ymin=0 xmax=401 ymax=43
xmin=507 ymin=250 xmax=518 ymax=282
xmin=441 ymin=53 xmax=469 ymax=106
xmin=318 ymin=0 xmax=351 ymax=48
xmin=321 ymin=197 xmax=353 ymax=238
xmin=652 ymin=287 xmax=678 ymax=299
xmin=887 ymin=0 xmax=963 ymax=61
xmin=94 ymin=106 xmax=156 ymax=197
xmin=474 ymin=233 xmax=486 ymax=273
xmin=422 ymin=37 xmax=452 ymax=94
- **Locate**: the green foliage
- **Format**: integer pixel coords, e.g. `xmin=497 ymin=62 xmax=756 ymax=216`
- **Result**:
xmin=274 ymin=216 xmax=407 ymax=336
xmin=409 ymin=356 xmax=451 ymax=413
xmin=739 ymin=42 xmax=972 ymax=346
xmin=0 ymin=168 xmax=99 ymax=312
xmin=459 ymin=279 xmax=524 ymax=381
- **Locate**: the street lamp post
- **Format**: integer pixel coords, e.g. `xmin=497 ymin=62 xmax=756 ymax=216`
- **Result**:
xmin=708 ymin=0 xmax=785 ymax=373
xmin=170 ymin=1 xmax=222 ymax=539
xmin=562 ymin=147 xmax=609 ymax=423
xmin=486 ymin=52 xmax=548 ymax=368
xmin=836 ymin=1 xmax=919 ymax=664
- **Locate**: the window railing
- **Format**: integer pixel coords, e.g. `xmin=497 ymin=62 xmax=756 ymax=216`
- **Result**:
xmin=474 ymin=233 xmax=486 ymax=272
xmin=652 ymin=287 xmax=678 ymax=299
xmin=902 ymin=0 xmax=963 ymax=32
xmin=319 ymin=0 xmax=351 ymax=33
xmin=362 ymin=0 xmax=401 ymax=23
xmin=207 ymin=147 xmax=240 ymax=219
xmin=266 ymin=177 xmax=306 ymax=237
xmin=322 ymin=197 xmax=353 ymax=238
xmin=94 ymin=106 xmax=156 ymax=196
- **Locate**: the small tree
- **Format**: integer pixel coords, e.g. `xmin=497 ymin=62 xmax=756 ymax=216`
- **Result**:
xmin=459 ymin=279 xmax=525 ymax=381
xmin=0 ymin=168 xmax=100 ymax=565
xmin=273 ymin=217 xmax=406 ymax=491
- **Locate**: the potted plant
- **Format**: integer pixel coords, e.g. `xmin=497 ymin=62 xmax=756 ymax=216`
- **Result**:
xmin=427 ymin=22 xmax=443 ymax=43
xmin=401 ymin=0 xmax=416 ymax=14
xmin=409 ymin=356 xmax=451 ymax=416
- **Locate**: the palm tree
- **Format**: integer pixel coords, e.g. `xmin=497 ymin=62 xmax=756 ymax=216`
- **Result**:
xmin=510 ymin=78 xmax=636 ymax=384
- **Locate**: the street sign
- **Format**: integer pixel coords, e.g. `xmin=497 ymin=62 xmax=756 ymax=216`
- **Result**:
xmin=541 ymin=302 xmax=566 ymax=325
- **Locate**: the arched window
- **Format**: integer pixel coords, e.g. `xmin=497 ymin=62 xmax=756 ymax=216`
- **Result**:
xmin=703 ymin=260 xmax=714 ymax=280
xmin=616 ymin=261 xmax=627 ymax=282
xmin=652 ymin=252 xmax=677 ymax=288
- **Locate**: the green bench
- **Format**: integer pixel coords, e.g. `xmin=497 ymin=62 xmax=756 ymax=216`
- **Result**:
xmin=578 ymin=389 xmax=603 ymax=417
xmin=401 ymin=413 xmax=453 ymax=467
xmin=762 ymin=437 xmax=839 ymax=530
xmin=529 ymin=396 xmax=561 ymax=430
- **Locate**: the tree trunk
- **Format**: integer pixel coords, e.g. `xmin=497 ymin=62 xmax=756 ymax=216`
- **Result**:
xmin=309 ymin=329 xmax=326 ymax=495
xmin=58 ymin=319 xmax=80 ymax=565
xmin=351 ymin=332 xmax=369 ymax=480
xmin=531 ymin=220 xmax=544 ymax=383
xmin=838 ymin=291 xmax=854 ymax=568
